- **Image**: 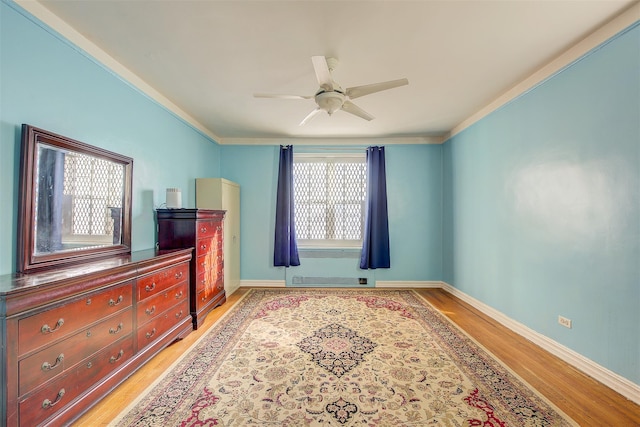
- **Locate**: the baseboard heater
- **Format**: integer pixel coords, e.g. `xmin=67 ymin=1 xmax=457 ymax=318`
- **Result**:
xmin=291 ymin=249 xmax=369 ymax=287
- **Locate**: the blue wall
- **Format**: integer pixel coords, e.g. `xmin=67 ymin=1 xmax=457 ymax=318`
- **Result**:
xmin=1 ymin=0 xmax=637 ymax=388
xmin=220 ymin=144 xmax=443 ymax=283
xmin=443 ymin=24 xmax=640 ymax=384
xmin=0 ymin=1 xmax=221 ymax=275
xmin=220 ymin=145 xmax=282 ymax=281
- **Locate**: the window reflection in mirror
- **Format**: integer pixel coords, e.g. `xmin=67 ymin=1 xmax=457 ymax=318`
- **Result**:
xmin=35 ymin=143 xmax=125 ymax=254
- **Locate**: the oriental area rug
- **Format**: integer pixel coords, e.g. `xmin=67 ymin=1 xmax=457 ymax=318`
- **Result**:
xmin=114 ymin=289 xmax=577 ymax=426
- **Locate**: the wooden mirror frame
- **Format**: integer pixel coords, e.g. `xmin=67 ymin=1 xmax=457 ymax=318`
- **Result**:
xmin=17 ymin=124 xmax=133 ymax=272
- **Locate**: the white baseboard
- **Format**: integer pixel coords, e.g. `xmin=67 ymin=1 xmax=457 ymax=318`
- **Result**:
xmin=239 ymin=280 xmax=285 ymax=288
xmin=375 ymin=280 xmax=442 ymax=288
xmin=438 ymin=281 xmax=640 ymax=405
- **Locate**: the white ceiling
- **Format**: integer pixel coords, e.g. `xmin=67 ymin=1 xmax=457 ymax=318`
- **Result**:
xmin=31 ymin=0 xmax=637 ymax=144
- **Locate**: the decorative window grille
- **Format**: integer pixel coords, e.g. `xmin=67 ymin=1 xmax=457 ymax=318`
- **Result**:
xmin=63 ymin=153 xmax=123 ymax=236
xmin=293 ymin=153 xmax=366 ymax=247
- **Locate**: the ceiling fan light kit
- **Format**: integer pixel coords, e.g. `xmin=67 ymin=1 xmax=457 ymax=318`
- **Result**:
xmin=315 ymin=91 xmax=345 ymax=115
xmin=254 ymin=56 xmax=408 ymax=125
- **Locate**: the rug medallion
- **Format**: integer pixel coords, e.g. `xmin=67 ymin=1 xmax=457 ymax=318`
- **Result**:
xmin=115 ymin=289 xmax=576 ymax=426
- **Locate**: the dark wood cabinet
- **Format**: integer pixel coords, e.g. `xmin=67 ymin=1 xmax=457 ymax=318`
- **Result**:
xmin=0 ymin=248 xmax=193 ymax=426
xmin=156 ymin=209 xmax=226 ymax=329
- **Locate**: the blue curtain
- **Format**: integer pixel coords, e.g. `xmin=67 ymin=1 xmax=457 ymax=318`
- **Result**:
xmin=274 ymin=145 xmax=300 ymax=267
xmin=36 ymin=147 xmax=64 ymax=252
xmin=360 ymin=146 xmax=390 ymax=269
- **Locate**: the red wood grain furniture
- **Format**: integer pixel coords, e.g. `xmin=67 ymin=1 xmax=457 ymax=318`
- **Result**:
xmin=156 ymin=209 xmax=226 ymax=329
xmin=0 ymin=248 xmax=193 ymax=426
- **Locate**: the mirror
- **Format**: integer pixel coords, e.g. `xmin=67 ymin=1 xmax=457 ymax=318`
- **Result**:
xmin=18 ymin=124 xmax=133 ymax=272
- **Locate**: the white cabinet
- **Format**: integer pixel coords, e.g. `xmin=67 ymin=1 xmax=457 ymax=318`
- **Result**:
xmin=195 ymin=178 xmax=240 ymax=295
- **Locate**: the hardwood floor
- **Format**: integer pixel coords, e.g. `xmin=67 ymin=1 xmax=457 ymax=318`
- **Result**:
xmin=416 ymin=288 xmax=640 ymax=426
xmin=74 ymin=287 xmax=640 ymax=426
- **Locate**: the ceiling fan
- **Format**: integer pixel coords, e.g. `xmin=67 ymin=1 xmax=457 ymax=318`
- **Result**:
xmin=254 ymin=56 xmax=409 ymax=125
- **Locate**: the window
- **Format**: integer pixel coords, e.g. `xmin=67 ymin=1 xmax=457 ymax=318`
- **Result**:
xmin=62 ymin=153 xmax=124 ymax=244
xmin=293 ymin=153 xmax=366 ymax=248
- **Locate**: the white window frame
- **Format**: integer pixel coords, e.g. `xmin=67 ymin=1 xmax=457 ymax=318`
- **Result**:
xmin=293 ymin=152 xmax=366 ymax=249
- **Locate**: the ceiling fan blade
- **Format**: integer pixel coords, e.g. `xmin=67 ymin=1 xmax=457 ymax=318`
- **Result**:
xmin=311 ymin=56 xmax=334 ymax=91
xmin=299 ymin=107 xmax=324 ymax=126
xmin=341 ymin=101 xmax=374 ymax=121
xmin=345 ymin=78 xmax=409 ymax=99
xmin=254 ymin=93 xmax=313 ymax=100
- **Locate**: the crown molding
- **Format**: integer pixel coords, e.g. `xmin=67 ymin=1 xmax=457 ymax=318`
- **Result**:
xmin=13 ymin=0 xmax=222 ymax=144
xmin=449 ymin=2 xmax=640 ymax=139
xmin=13 ymin=0 xmax=639 ymax=146
xmin=218 ymin=136 xmax=445 ymax=146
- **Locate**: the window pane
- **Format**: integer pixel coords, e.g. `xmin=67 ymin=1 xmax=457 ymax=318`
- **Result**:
xmin=64 ymin=153 xmax=123 ymax=237
xmin=293 ymin=154 xmax=366 ymax=244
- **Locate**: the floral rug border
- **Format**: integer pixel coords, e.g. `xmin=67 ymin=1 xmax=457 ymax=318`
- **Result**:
xmin=113 ymin=288 xmax=577 ymax=426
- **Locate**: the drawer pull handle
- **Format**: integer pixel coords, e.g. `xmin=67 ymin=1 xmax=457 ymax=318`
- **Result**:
xmin=175 ymin=271 xmax=183 ymax=279
xmin=145 ymin=305 xmax=156 ymax=315
xmin=110 ymin=349 xmax=125 ymax=364
xmin=42 ymin=389 xmax=65 ymax=409
xmin=109 ymin=323 xmax=124 ymax=334
xmin=109 ymin=295 xmax=124 ymax=306
xmin=175 ymin=310 xmax=184 ymax=319
xmin=41 ymin=354 xmax=64 ymax=371
xmin=41 ymin=318 xmax=64 ymax=334
xmin=201 ymin=295 xmax=208 ymax=302
xmin=200 ymin=243 xmax=207 ymax=250
xmin=145 ymin=282 xmax=156 ymax=292
xmin=145 ymin=328 xmax=157 ymax=339
xmin=217 ymin=226 xmax=222 ymax=231
xmin=86 ymin=298 xmax=92 ymax=305
xmin=175 ymin=291 xmax=184 ymax=299
xmin=200 ymin=226 xmax=207 ymax=233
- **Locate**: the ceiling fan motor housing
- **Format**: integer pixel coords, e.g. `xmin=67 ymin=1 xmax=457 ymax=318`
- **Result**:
xmin=315 ymin=91 xmax=345 ymax=114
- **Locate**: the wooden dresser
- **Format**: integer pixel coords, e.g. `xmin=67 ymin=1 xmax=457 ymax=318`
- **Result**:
xmin=0 ymin=248 xmax=193 ymax=426
xmin=196 ymin=178 xmax=241 ymax=296
xmin=156 ymin=209 xmax=226 ymax=329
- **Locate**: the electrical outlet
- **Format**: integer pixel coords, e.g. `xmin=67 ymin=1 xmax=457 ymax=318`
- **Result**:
xmin=558 ymin=315 xmax=572 ymax=329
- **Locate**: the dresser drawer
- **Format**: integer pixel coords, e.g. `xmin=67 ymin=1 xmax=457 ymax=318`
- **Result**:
xmin=18 ymin=281 xmax=133 ymax=356
xmin=196 ymin=285 xmax=222 ymax=310
xmin=137 ymin=263 xmax=188 ymax=301
xmin=196 ymin=252 xmax=222 ymax=273
xmin=195 ymin=236 xmax=221 ymax=259
xmin=195 ymin=237 xmax=210 ymax=259
xmin=195 ymin=255 xmax=223 ymax=293
xmin=196 ymin=220 xmax=221 ymax=239
xmin=216 ymin=261 xmax=224 ymax=280
xmin=137 ymin=282 xmax=188 ymax=327
xmin=137 ymin=299 xmax=190 ymax=351
xmin=19 ymin=308 xmax=133 ymax=396
xmin=19 ymin=336 xmax=134 ymax=427
xmin=195 ymin=267 xmax=218 ymax=293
